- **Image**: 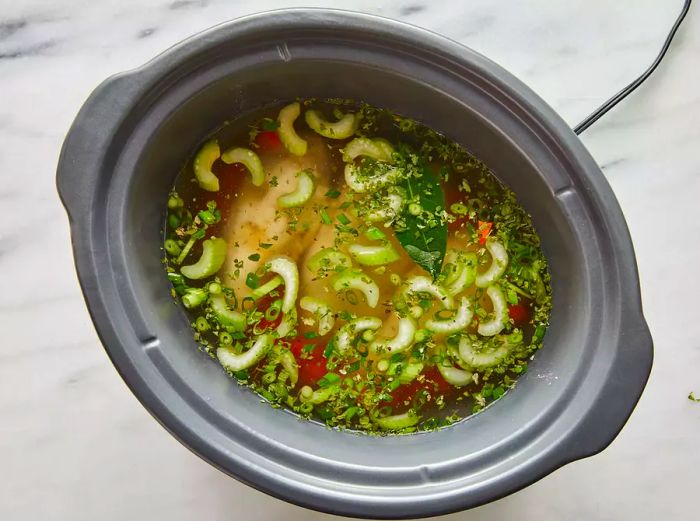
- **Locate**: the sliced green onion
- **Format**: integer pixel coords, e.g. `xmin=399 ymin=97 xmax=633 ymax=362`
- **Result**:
xmin=369 ymin=316 xmax=416 ymax=356
xmin=277 ymin=102 xmax=307 ymax=156
xmin=320 ymin=209 xmax=332 ymax=224
xmin=217 ymin=333 xmax=274 ymax=372
xmin=332 ymin=269 xmax=380 ymax=308
xmin=167 ymin=194 xmax=184 ymax=209
xmin=475 ymin=239 xmax=508 ymax=288
xmin=167 ymin=213 xmax=180 ymax=229
xmin=181 ymin=288 xmax=208 ymax=309
xmin=424 ymin=297 xmax=473 ymax=335
xmin=299 ymin=384 xmax=338 ymax=404
xmin=164 ymin=239 xmax=181 ymax=256
xmin=193 ymin=139 xmax=221 ymax=192
xmin=305 ymin=109 xmax=359 ymax=139
xmin=348 ymin=242 xmax=400 ymax=266
xmin=265 ymin=299 xmax=282 ymax=321
xmin=195 ymin=316 xmax=210 ymax=332
xmin=334 ymin=316 xmax=383 ymax=354
xmin=220 ymin=147 xmax=265 ymax=186
xmin=209 ymin=294 xmax=246 ymax=331
xmin=277 ymin=169 xmax=315 ymax=208
xmin=299 ymin=296 xmax=335 ymax=336
xmin=207 ymin=282 xmax=222 ymax=294
xmin=477 ymin=285 xmax=507 ymax=336
xmin=408 ymin=203 xmax=422 ymax=216
xmin=250 ymin=275 xmax=284 ymax=300
xmin=180 ymin=237 xmax=227 ymax=280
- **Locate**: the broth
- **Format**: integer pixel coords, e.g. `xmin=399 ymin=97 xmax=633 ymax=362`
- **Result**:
xmin=163 ymin=99 xmax=551 ymax=433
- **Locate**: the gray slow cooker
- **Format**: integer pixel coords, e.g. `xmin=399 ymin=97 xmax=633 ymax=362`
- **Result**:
xmin=56 ymin=9 xmax=652 ymax=519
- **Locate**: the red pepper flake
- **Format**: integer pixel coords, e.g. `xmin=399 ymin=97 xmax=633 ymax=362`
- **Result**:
xmin=477 ymin=220 xmax=493 ymax=245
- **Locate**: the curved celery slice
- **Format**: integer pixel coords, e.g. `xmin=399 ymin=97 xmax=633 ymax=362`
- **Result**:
xmin=306 ymin=248 xmax=352 ymax=275
xmin=476 ymin=239 xmax=508 ymax=288
xmin=344 ymin=164 xmax=400 ymax=193
xmin=342 ymin=137 xmax=394 ymax=162
xmin=366 ymin=190 xmax=405 ymax=223
xmin=458 ymin=334 xmax=512 ymax=369
xmin=404 ymin=275 xmax=453 ymax=309
xmin=437 ymin=360 xmax=473 ymax=387
xmin=374 ymin=410 xmax=421 ymax=430
xmin=194 ymin=139 xmax=221 ymax=192
xmin=278 ymin=349 xmax=299 ymax=386
xmin=217 ymin=333 xmax=273 ymax=372
xmin=424 ymin=297 xmax=473 ymax=335
xmin=277 ymin=102 xmax=307 ymax=156
xmin=305 ymin=109 xmax=359 ymax=139
xmin=445 ymin=252 xmax=477 ymax=296
xmin=209 ymin=294 xmax=245 ymax=332
xmin=334 ymin=316 xmax=382 ymax=354
xmin=300 ymin=296 xmax=335 ymax=336
xmin=372 ymin=138 xmax=395 ymax=162
xmin=221 ymin=147 xmax=265 ymax=186
xmin=265 ymin=256 xmax=299 ymax=314
xmin=264 ymin=256 xmax=299 ymax=338
xmin=348 ymin=242 xmax=400 ymax=266
xmin=180 ymin=237 xmax=227 ymax=280
xmin=299 ymin=384 xmax=338 ymax=404
xmin=277 ymin=169 xmax=315 ymax=208
xmin=332 ymin=269 xmax=380 ymax=308
xmin=369 ymin=316 xmax=416 ymax=356
xmin=478 ymin=285 xmax=507 ymax=336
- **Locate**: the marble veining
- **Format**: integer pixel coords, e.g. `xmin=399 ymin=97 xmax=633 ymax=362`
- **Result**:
xmin=1 ymin=1 xmax=699 ymax=520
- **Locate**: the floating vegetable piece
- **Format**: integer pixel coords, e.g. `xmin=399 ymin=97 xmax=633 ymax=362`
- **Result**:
xmin=306 ymin=248 xmax=352 ymax=275
xmin=374 ymin=410 xmax=421 ymax=430
xmin=475 ymin=239 xmax=508 ymax=288
xmin=209 ymin=294 xmax=246 ymax=331
xmin=424 ymin=297 xmax=473 ymax=335
xmin=332 ymin=269 xmax=380 ymax=308
xmin=395 ymin=162 xmax=447 ymax=279
xmin=334 ymin=316 xmax=383 ymax=354
xmin=369 ymin=316 xmax=417 ymax=356
xmin=300 ymin=296 xmax=335 ymax=336
xmin=221 ymin=147 xmax=265 ymax=186
xmin=277 ymin=169 xmax=316 ymax=208
xmin=180 ymin=238 xmax=227 ymax=280
xmin=278 ymin=102 xmax=308 ymax=156
xmin=305 ymin=109 xmax=359 ymax=139
xmin=217 ymin=334 xmax=274 ymax=372
xmin=477 ymin=285 xmax=508 ymax=336
xmin=458 ymin=334 xmax=514 ymax=369
xmin=342 ymin=137 xmax=394 ymax=162
xmin=194 ymin=139 xmax=221 ymax=192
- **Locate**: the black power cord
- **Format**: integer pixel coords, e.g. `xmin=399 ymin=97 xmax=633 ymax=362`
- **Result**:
xmin=573 ymin=0 xmax=692 ymax=135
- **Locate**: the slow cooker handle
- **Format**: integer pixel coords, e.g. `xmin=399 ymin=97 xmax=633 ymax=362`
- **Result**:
xmin=56 ymin=73 xmax=137 ymax=220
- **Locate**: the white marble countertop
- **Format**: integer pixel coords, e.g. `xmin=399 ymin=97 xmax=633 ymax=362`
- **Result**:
xmin=1 ymin=1 xmax=699 ymax=519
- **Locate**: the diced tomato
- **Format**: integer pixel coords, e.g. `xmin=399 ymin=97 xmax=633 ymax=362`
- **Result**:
xmin=255 ymin=130 xmax=281 ymax=151
xmin=508 ymin=303 xmax=530 ymax=326
xmin=389 ymin=380 xmax=422 ymax=409
xmin=423 ymin=366 xmax=452 ymax=394
xmin=290 ymin=338 xmax=328 ymax=386
xmin=477 ymin=220 xmax=493 ymax=245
